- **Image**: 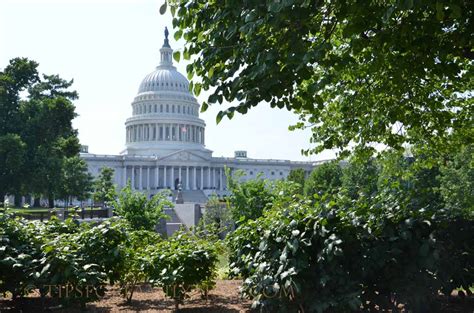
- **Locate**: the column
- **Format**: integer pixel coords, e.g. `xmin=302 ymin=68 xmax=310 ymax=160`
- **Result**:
xmin=161 ymin=124 xmax=164 ymax=140
xmin=208 ymin=167 xmax=211 ymax=189
xmin=149 ymin=125 xmax=152 ymax=141
xmin=147 ymin=167 xmax=150 ymax=190
xmin=193 ymin=167 xmax=196 ymax=190
xmin=200 ymin=166 xmax=204 ymax=190
xmin=122 ymin=166 xmax=127 ymax=188
xmin=186 ymin=166 xmax=189 ymax=190
xmin=171 ymin=166 xmax=175 ymax=190
xmin=213 ymin=167 xmax=217 ymax=189
xmin=139 ymin=166 xmax=143 ymax=190
xmin=131 ymin=166 xmax=135 ymax=189
xmin=155 ymin=166 xmax=159 ymax=189
xmin=178 ymin=166 xmax=182 ymax=185
xmin=164 ymin=166 xmax=167 ymax=188
xmin=220 ymin=168 xmax=223 ymax=191
xmin=176 ymin=124 xmax=179 ymax=141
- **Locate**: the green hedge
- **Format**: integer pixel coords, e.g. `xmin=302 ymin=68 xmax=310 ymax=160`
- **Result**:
xmin=228 ymin=193 xmax=474 ymax=312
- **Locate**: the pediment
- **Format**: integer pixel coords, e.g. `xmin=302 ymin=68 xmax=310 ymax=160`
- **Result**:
xmin=159 ymin=149 xmax=211 ymax=162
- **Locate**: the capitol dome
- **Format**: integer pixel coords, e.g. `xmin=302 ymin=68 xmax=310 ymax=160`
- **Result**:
xmin=122 ymin=27 xmax=209 ymax=157
xmin=138 ymin=68 xmax=189 ymax=93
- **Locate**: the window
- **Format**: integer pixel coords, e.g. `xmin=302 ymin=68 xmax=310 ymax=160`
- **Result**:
xmin=178 ymin=105 xmax=181 ymax=113
xmin=172 ymin=105 xmax=175 ymax=113
xmin=250 ymin=171 xmax=253 ymax=175
xmin=154 ymin=105 xmax=157 ymax=112
xmin=160 ymin=104 xmax=163 ymax=112
xmin=166 ymin=104 xmax=169 ymax=112
xmin=280 ymin=171 xmax=283 ymax=175
xmin=271 ymin=171 xmax=275 ymax=175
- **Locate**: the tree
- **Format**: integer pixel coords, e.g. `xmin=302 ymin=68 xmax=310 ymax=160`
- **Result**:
xmin=164 ymin=1 xmax=473 ymax=158
xmin=287 ymin=168 xmax=306 ymax=195
xmin=58 ymin=157 xmax=93 ymax=207
xmin=0 ymin=134 xmax=26 ymax=203
xmin=438 ymin=144 xmax=473 ymax=212
xmin=113 ymin=184 xmax=172 ymax=231
xmin=226 ymin=168 xmax=274 ymax=223
xmin=0 ymin=58 xmax=80 ymax=207
xmin=341 ymin=157 xmax=379 ymax=200
xmin=202 ymin=194 xmax=231 ymax=238
xmin=93 ymin=167 xmax=116 ymax=206
xmin=304 ymin=161 xmax=342 ymax=198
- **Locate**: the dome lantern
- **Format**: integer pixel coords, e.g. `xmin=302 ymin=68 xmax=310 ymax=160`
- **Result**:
xmin=160 ymin=27 xmax=173 ymax=67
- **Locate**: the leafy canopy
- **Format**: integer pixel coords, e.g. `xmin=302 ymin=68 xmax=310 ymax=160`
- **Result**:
xmin=113 ymin=184 xmax=172 ymax=231
xmin=165 ymin=0 xmax=473 ymax=157
xmin=93 ymin=167 xmax=117 ymax=205
xmin=0 ymin=58 xmax=80 ymax=205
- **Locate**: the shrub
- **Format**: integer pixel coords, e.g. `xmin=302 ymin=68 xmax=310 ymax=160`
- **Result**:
xmin=147 ymin=230 xmax=218 ymax=310
xmin=75 ymin=219 xmax=129 ymax=284
xmin=304 ymin=161 xmax=342 ymax=198
xmin=119 ymin=229 xmax=162 ymax=303
xmin=228 ymin=186 xmax=474 ymax=312
xmin=113 ymin=184 xmax=172 ymax=231
xmin=226 ymin=168 xmax=275 ymax=223
xmin=202 ymin=195 xmax=232 ymax=239
xmin=0 ymin=213 xmax=41 ymax=299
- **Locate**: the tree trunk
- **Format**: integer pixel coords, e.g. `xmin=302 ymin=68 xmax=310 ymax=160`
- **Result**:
xmin=0 ymin=192 xmax=5 ymax=206
xmin=33 ymin=197 xmax=41 ymax=207
xmin=48 ymin=194 xmax=55 ymax=208
xmin=14 ymin=194 xmax=21 ymax=207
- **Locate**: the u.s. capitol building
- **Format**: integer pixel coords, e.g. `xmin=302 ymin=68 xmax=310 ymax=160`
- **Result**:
xmin=81 ymin=29 xmax=321 ymax=203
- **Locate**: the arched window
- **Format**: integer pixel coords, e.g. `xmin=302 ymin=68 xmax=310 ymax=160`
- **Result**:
xmin=177 ymin=105 xmax=181 ymax=113
xmin=172 ymin=105 xmax=175 ymax=113
xmin=154 ymin=104 xmax=157 ymax=112
xmin=148 ymin=105 xmax=151 ymax=113
xmin=166 ymin=104 xmax=169 ymax=112
xmin=160 ymin=104 xmax=163 ymax=112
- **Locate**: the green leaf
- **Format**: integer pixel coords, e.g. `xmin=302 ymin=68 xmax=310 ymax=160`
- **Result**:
xmin=436 ymin=2 xmax=444 ymax=20
xmin=159 ymin=1 xmax=167 ymax=15
xmin=174 ymin=30 xmax=183 ymax=41
xmin=173 ymin=51 xmax=181 ymax=63
xmin=201 ymin=101 xmax=208 ymax=113
xmin=194 ymin=83 xmax=202 ymax=96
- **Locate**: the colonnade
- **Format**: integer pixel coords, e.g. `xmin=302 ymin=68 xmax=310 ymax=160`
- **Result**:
xmin=126 ymin=123 xmax=204 ymax=144
xmin=122 ymin=165 xmax=225 ymax=191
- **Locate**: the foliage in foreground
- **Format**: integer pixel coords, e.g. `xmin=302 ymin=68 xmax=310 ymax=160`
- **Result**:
xmin=165 ymin=0 xmax=473 ymax=157
xmin=0 ymin=211 xmax=219 ymax=310
xmin=227 ymin=149 xmax=474 ymax=312
xmin=0 ymin=215 xmax=129 ymax=307
xmin=147 ymin=229 xmax=218 ymax=309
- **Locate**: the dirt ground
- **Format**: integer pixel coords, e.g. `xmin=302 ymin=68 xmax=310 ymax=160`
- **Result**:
xmin=0 ymin=280 xmax=251 ymax=313
xmin=1 ymin=280 xmax=473 ymax=313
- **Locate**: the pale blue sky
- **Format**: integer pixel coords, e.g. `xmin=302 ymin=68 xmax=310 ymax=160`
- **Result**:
xmin=0 ymin=0 xmax=335 ymax=161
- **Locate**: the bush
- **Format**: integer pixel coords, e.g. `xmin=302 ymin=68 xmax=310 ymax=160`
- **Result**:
xmin=228 ymin=181 xmax=474 ymax=312
xmin=0 ymin=213 xmax=130 ymax=308
xmin=304 ymin=161 xmax=342 ymax=198
xmin=147 ymin=230 xmax=218 ymax=310
xmin=113 ymin=184 xmax=172 ymax=231
xmin=226 ymin=168 xmax=275 ymax=223
xmin=119 ymin=229 xmax=162 ymax=303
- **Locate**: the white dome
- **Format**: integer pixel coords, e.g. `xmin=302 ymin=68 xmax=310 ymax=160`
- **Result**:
xmin=123 ymin=27 xmax=209 ymax=157
xmin=138 ymin=67 xmax=190 ymax=93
